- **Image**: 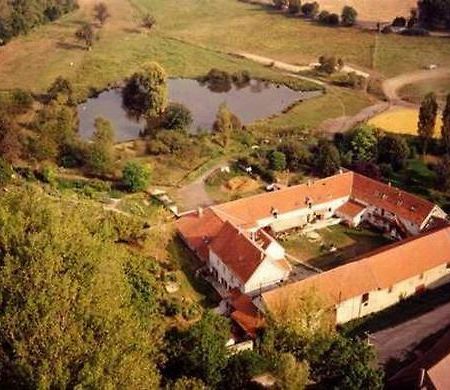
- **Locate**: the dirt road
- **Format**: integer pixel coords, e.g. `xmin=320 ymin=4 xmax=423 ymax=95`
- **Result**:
xmin=372 ymin=300 xmax=450 ymax=366
xmin=382 ymin=67 xmax=450 ymax=105
xmin=175 ymin=163 xmax=226 ymax=212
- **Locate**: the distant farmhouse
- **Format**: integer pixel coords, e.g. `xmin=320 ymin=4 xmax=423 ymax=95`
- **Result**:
xmin=177 ymin=171 xmax=449 ymax=337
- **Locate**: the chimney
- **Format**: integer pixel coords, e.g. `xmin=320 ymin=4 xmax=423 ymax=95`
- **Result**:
xmin=197 ymin=207 xmax=203 ymax=217
xmin=388 ymin=181 xmax=392 ymax=187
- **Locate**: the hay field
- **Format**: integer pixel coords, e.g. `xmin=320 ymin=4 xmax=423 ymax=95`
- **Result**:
xmin=314 ymin=0 xmax=417 ymax=22
xmin=368 ymin=108 xmax=443 ymax=137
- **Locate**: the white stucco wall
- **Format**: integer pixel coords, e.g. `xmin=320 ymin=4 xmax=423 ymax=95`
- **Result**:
xmin=244 ymin=258 xmax=290 ymax=294
xmin=209 ymin=249 xmax=242 ymax=290
xmin=265 ymin=241 xmax=285 ymax=260
xmin=336 ymin=263 xmax=450 ymax=324
xmin=256 ymin=196 xmax=350 ymax=231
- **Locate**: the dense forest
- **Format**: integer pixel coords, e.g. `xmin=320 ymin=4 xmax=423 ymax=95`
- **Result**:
xmin=418 ymin=0 xmax=450 ymax=29
xmin=0 ymin=0 xmax=78 ymax=45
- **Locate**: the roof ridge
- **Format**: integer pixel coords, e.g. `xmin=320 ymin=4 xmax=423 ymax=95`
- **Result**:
xmin=214 ymin=171 xmax=354 ymax=211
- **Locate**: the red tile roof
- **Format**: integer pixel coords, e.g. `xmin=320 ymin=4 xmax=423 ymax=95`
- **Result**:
xmin=262 ymin=226 xmax=450 ymax=312
xmin=212 ymin=172 xmax=354 ymax=228
xmin=210 ymin=221 xmax=265 ymax=283
xmin=336 ymin=199 xmax=367 ymax=219
xmin=427 ymin=352 xmax=450 ymax=390
xmin=230 ymin=291 xmax=265 ymax=338
xmin=176 ymin=208 xmax=224 ymax=262
xmin=352 ymin=173 xmax=435 ymax=227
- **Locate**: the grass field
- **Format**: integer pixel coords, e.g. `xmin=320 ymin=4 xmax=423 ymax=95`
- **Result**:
xmin=368 ymin=107 xmax=443 ymax=137
xmin=1 ymin=0 xmax=450 ymax=96
xmin=283 ymin=224 xmax=390 ymax=270
xmin=399 ymin=78 xmax=450 ymax=106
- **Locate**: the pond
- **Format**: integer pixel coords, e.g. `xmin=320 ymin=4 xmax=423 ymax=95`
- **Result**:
xmin=77 ymin=78 xmax=320 ymax=142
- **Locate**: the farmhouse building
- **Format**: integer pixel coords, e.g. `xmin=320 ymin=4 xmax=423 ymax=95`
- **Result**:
xmin=262 ymin=225 xmax=450 ymax=324
xmin=177 ymin=171 xmax=446 ymax=294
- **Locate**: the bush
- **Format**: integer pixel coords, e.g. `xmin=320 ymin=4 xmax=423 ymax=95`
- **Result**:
xmin=42 ymin=164 xmax=57 ymax=185
xmin=0 ymin=157 xmax=14 ymax=187
xmin=330 ymin=72 xmax=365 ymax=89
xmin=318 ymin=11 xmax=339 ymax=25
xmin=269 ymin=151 xmax=287 ymax=171
xmin=161 ymin=103 xmax=193 ymax=130
xmin=122 ymin=161 xmax=151 ymax=192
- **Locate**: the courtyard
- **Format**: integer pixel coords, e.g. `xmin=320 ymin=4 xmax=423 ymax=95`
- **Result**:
xmin=280 ymin=224 xmax=392 ymax=271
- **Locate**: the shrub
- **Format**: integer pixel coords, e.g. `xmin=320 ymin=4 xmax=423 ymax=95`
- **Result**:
xmin=330 ymin=72 xmax=365 ymax=89
xmin=122 ymin=161 xmax=151 ymax=192
xmin=319 ymin=11 xmax=339 ymax=25
xmin=269 ymin=151 xmax=287 ymax=171
xmin=273 ymin=0 xmax=289 ymax=10
xmin=0 ymin=157 xmax=14 ymax=187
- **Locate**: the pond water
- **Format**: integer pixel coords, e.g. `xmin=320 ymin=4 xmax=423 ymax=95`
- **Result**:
xmin=77 ymin=78 xmax=320 ymax=142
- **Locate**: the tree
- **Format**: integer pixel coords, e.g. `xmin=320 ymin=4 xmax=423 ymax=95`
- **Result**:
xmin=0 ymin=189 xmax=164 ymax=388
xmin=213 ymin=103 xmax=233 ymax=147
xmin=341 ymin=6 xmax=357 ymax=26
xmin=288 ymin=0 xmax=302 ymax=14
xmin=312 ymin=335 xmax=383 ymax=389
xmin=418 ymin=0 xmax=450 ymax=29
xmin=392 ymin=16 xmax=407 ymax=27
xmin=278 ymin=142 xmax=311 ymax=171
xmin=347 ymin=125 xmax=378 ymax=162
xmin=122 ymin=62 xmax=168 ymax=120
xmin=378 ymin=134 xmax=410 ymax=170
xmin=314 ymin=140 xmax=341 ymax=177
xmin=94 ymin=2 xmax=110 ymax=25
xmin=301 ymin=2 xmax=320 ymax=18
xmin=161 ymin=103 xmax=193 ymax=130
xmin=164 ymin=311 xmax=230 ymax=386
xmin=221 ymin=351 xmax=268 ymax=390
xmin=87 ymin=117 xmax=115 ymax=175
xmin=122 ymin=161 xmax=151 ymax=192
xmin=435 ymin=155 xmax=450 ymax=191
xmin=270 ymin=151 xmax=287 ymax=171
xmin=442 ymin=93 xmax=450 ymax=154
xmin=418 ymin=92 xmax=438 ymax=155
xmin=142 ymin=14 xmax=156 ymax=30
xmin=275 ymin=353 xmax=309 ymax=390
xmin=75 ymin=23 xmax=95 ymax=50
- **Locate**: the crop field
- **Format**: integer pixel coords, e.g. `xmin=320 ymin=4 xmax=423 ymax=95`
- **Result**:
xmin=368 ymin=107 xmax=443 ymax=137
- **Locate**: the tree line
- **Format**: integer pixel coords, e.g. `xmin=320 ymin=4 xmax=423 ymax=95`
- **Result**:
xmin=0 ymin=0 xmax=78 ymax=45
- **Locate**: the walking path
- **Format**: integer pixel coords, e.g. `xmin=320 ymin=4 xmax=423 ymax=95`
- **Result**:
xmin=175 ymin=162 xmax=226 ymax=211
xmin=371 ymin=300 xmax=450 ymax=366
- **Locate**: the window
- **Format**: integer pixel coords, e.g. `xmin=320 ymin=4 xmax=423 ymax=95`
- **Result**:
xmin=419 ymin=273 xmax=424 ymax=280
xmin=362 ymin=293 xmax=369 ymax=305
xmin=388 ymin=285 xmax=393 ymax=293
xmin=446 ymin=262 xmax=450 ymax=270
